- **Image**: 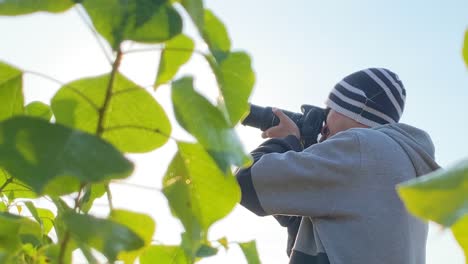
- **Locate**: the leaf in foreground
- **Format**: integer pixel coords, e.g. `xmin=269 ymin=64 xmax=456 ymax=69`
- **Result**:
xmin=51 ymin=73 xmax=171 ymax=153
xmin=62 ymin=211 xmax=145 ymax=262
xmin=397 ymin=159 xmax=468 ymax=226
xmin=172 ymin=76 xmax=251 ymax=172
xmin=163 ymin=142 xmax=240 ymax=256
xmin=0 ymin=61 xmax=23 ymax=122
xmin=238 ymin=240 xmax=261 ymax=264
xmin=0 ymin=116 xmax=133 ymax=195
xmin=0 ymin=0 xmax=74 ymax=15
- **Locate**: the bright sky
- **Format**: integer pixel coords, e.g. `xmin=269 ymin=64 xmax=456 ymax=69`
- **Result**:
xmin=0 ymin=0 xmax=467 ymax=263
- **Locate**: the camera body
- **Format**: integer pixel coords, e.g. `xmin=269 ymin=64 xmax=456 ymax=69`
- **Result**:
xmin=241 ymin=104 xmax=326 ymax=147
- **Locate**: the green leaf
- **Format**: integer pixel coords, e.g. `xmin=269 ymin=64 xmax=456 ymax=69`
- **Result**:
xmin=24 ymin=202 xmax=54 ymax=235
xmin=0 ymin=212 xmax=42 ymax=252
xmin=463 ymin=29 xmax=468 ymax=69
xmin=79 ymin=183 xmax=107 ymax=213
xmin=82 ymin=0 xmax=182 ymax=49
xmin=0 ymin=0 xmax=74 ymax=15
xmin=217 ymin=237 xmax=229 ymax=250
xmin=452 ymin=215 xmax=468 ymax=262
xmin=163 ymin=142 xmax=240 ymax=253
xmin=238 ymin=241 xmax=261 ymax=264
xmin=181 ymin=0 xmax=204 ymax=31
xmin=155 ymin=34 xmax=195 ymax=89
xmin=51 ymin=73 xmax=171 ymax=153
xmin=211 ymin=52 xmax=255 ymax=125
xmin=0 ymin=116 xmax=134 ymax=195
xmin=62 ymin=211 xmax=145 ymax=262
xmin=109 ymin=209 xmax=156 ymax=264
xmin=0 ymin=168 xmax=36 ymax=199
xmin=202 ymin=9 xmax=231 ymax=61
xmin=196 ymin=243 xmax=218 ymax=258
xmin=140 ymin=245 xmax=187 ymax=264
xmin=397 ymin=159 xmax=468 ymax=226
xmin=0 ymin=61 xmax=23 ymax=122
xmin=24 ymin=101 xmax=53 ymax=121
xmin=172 ymin=77 xmax=251 ymax=172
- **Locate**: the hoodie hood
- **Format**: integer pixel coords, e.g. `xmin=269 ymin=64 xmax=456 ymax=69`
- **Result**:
xmin=373 ymin=123 xmax=440 ymax=176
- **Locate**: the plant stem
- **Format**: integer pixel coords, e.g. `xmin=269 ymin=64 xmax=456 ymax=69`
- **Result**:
xmin=23 ymin=70 xmax=65 ymax=86
xmin=96 ymin=48 xmax=123 ymax=135
xmin=105 ymin=184 xmax=113 ymax=211
xmin=0 ymin=177 xmax=13 ymax=193
xmin=58 ymin=232 xmax=71 ymax=264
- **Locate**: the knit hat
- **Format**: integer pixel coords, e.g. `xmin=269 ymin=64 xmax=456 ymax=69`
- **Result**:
xmin=325 ymin=68 xmax=406 ymax=127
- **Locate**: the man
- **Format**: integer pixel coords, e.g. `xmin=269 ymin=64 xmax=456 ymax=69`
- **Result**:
xmin=236 ymin=68 xmax=440 ymax=264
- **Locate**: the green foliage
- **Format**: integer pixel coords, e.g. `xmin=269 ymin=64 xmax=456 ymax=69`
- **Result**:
xmin=24 ymin=101 xmax=53 ymax=121
xmin=51 ymin=73 xmax=171 ymax=153
xmin=238 ymin=240 xmax=261 ymax=264
xmin=172 ymin=77 xmax=251 ymax=172
xmin=0 ymin=116 xmax=134 ymax=195
xmin=202 ymin=10 xmax=231 ymax=61
xmin=155 ymin=34 xmax=195 ymax=89
xmin=163 ymin=142 xmax=240 ymax=258
xmin=0 ymin=0 xmax=257 ymax=263
xmin=0 ymin=0 xmax=74 ymax=15
xmin=139 ymin=245 xmax=187 ymax=264
xmin=0 ymin=61 xmax=23 ymax=122
xmin=397 ymin=159 xmax=468 ymax=261
xmin=62 ymin=211 xmax=144 ymax=262
xmin=109 ymin=209 xmax=156 ymax=263
xmin=82 ymin=0 xmax=182 ymax=49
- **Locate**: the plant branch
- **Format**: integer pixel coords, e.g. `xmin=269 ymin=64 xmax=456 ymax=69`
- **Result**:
xmin=105 ymin=184 xmax=114 ymax=211
xmin=75 ymin=5 xmax=114 ymax=66
xmin=58 ymin=232 xmax=71 ymax=264
xmin=0 ymin=177 xmax=13 ymax=193
xmin=96 ymin=48 xmax=123 ymax=135
xmin=23 ymin=70 xmax=65 ymax=86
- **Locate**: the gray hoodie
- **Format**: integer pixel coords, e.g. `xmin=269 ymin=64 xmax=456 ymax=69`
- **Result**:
xmin=237 ymin=123 xmax=440 ymax=264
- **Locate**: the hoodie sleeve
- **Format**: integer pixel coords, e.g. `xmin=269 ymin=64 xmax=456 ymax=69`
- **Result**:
xmin=250 ymin=130 xmax=362 ymax=217
xmin=236 ymin=135 xmax=303 ymax=215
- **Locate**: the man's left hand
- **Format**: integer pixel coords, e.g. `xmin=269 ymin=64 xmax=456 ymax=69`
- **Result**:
xmin=261 ymin=108 xmax=300 ymax=139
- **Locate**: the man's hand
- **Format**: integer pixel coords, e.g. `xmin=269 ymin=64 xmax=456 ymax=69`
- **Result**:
xmin=261 ymin=108 xmax=300 ymax=139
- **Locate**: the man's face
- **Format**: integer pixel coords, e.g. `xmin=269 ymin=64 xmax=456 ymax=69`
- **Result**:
xmin=319 ymin=109 xmax=367 ymax=142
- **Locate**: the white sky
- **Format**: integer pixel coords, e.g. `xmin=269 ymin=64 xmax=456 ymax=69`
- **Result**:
xmin=0 ymin=0 xmax=467 ymax=263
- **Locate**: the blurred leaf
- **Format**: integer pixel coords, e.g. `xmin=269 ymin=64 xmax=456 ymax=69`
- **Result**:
xmin=0 ymin=0 xmax=74 ymax=15
xmin=155 ymin=34 xmax=194 ymax=89
xmin=397 ymin=159 xmax=468 ymax=226
xmin=196 ymin=243 xmax=218 ymax=258
xmin=24 ymin=101 xmax=52 ymax=121
xmin=62 ymin=211 xmax=145 ymax=262
xmin=463 ymin=29 xmax=468 ymax=69
xmin=452 ymin=215 xmax=468 ymax=262
xmin=163 ymin=142 xmax=240 ymax=255
xmin=202 ymin=9 xmax=230 ymax=61
xmin=140 ymin=245 xmax=187 ymax=264
xmin=0 ymin=61 xmax=23 ymax=122
xmin=172 ymin=77 xmax=251 ymax=172
xmin=0 ymin=116 xmax=134 ymax=195
xmin=217 ymin=237 xmax=229 ymax=250
xmin=181 ymin=0 xmax=204 ymax=31
xmin=25 ymin=202 xmax=54 ymax=235
xmin=51 ymin=73 xmax=171 ymax=153
xmin=0 ymin=212 xmax=41 ymax=252
xmin=0 ymin=169 xmax=36 ymax=199
xmin=79 ymin=183 xmax=107 ymax=213
xmin=82 ymin=0 xmax=182 ymax=49
xmin=109 ymin=209 xmax=156 ymax=264
xmin=238 ymin=241 xmax=261 ymax=264
xmin=210 ymin=52 xmax=255 ymax=125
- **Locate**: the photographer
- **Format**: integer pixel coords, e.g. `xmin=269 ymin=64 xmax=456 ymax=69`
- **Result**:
xmin=236 ymin=68 xmax=440 ymax=264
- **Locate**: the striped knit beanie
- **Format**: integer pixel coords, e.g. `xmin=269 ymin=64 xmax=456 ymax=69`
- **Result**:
xmin=325 ymin=68 xmax=406 ymax=127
